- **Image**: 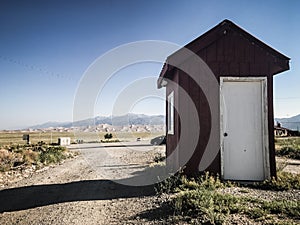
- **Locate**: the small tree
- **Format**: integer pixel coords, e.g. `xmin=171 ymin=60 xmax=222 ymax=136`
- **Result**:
xmin=104 ymin=133 xmax=113 ymax=140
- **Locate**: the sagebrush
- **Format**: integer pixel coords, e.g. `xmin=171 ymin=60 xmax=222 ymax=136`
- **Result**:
xmin=156 ymin=172 xmax=300 ymax=224
xmin=0 ymin=143 xmax=72 ymax=171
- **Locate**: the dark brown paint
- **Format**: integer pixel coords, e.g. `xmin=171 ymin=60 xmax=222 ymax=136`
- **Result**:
xmin=158 ymin=20 xmax=289 ymax=178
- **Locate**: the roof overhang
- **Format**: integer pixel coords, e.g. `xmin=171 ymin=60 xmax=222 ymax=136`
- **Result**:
xmin=157 ymin=19 xmax=290 ymax=88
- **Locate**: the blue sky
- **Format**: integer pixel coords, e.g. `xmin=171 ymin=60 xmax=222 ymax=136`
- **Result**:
xmin=0 ymin=0 xmax=299 ymax=130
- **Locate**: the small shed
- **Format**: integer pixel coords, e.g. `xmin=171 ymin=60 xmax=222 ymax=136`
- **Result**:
xmin=158 ymin=20 xmax=290 ymax=181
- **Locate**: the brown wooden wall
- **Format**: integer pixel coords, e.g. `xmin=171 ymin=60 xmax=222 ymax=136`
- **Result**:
xmin=166 ymin=27 xmax=277 ymax=177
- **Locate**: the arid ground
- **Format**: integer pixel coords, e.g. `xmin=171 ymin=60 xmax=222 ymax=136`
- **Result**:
xmin=0 ymin=141 xmax=299 ymax=224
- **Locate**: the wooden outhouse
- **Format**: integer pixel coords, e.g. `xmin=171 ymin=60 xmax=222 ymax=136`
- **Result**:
xmin=157 ymin=20 xmax=290 ymax=181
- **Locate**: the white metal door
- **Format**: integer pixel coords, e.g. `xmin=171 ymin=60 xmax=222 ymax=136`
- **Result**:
xmin=221 ymin=78 xmax=266 ymax=181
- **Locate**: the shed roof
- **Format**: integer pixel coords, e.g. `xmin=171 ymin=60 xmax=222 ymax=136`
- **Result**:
xmin=158 ymin=19 xmax=290 ymax=88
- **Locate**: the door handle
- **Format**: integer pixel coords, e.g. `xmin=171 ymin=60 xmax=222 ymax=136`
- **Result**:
xmin=224 ymin=132 xmax=228 ymax=137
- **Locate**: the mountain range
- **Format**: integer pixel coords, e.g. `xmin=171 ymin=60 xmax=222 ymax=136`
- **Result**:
xmin=28 ymin=113 xmax=300 ymax=131
xmin=29 ymin=114 xmax=165 ymax=129
xmin=275 ymin=114 xmax=300 ymax=131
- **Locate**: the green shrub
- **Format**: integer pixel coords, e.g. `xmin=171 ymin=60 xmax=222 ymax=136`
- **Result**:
xmin=0 ymin=144 xmax=70 ymax=171
xmin=275 ymin=138 xmax=300 ymax=159
xmin=156 ymin=172 xmax=300 ymax=224
xmin=156 ymin=171 xmax=231 ymax=195
xmin=277 ymin=147 xmax=300 ymax=160
xmin=245 ymin=207 xmax=267 ymax=220
xmin=172 ymin=187 xmax=299 ymax=223
xmin=263 ymin=200 xmax=300 ymax=218
xmin=253 ymin=171 xmax=300 ymax=191
xmin=155 ymin=170 xmax=185 ymax=195
xmin=194 ymin=172 xmax=226 ymax=190
xmin=173 ymin=188 xmax=240 ymax=224
xmin=39 ymin=146 xmax=67 ymax=164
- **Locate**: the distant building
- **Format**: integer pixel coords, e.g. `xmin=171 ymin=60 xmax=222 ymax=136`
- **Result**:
xmin=274 ymin=122 xmax=299 ymax=137
xmin=58 ymin=137 xmax=71 ymax=146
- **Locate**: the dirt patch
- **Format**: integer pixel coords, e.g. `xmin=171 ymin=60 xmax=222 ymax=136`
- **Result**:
xmin=0 ymin=143 xmax=166 ymax=224
xmin=276 ymin=156 xmax=300 ymax=174
xmin=0 ymin=143 xmax=299 ymax=224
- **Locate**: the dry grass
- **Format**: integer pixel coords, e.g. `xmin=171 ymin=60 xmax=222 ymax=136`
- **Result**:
xmin=275 ymin=137 xmax=300 ymax=159
xmin=0 ymin=131 xmax=164 ymax=146
xmin=0 ymin=131 xmax=76 ymax=146
xmin=0 ymin=144 xmax=73 ymax=172
xmin=155 ymin=172 xmax=300 ymax=225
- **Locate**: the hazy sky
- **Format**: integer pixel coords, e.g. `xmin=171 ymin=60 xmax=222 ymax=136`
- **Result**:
xmin=0 ymin=0 xmax=299 ymax=130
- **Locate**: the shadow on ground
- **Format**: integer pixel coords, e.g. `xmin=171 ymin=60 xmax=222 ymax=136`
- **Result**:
xmin=132 ymin=200 xmax=174 ymax=222
xmin=0 ymin=179 xmax=155 ymax=213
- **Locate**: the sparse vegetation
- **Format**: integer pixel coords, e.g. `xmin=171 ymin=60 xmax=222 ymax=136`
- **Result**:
xmin=39 ymin=145 xmax=68 ymax=164
xmin=252 ymin=171 xmax=300 ymax=191
xmin=275 ymin=137 xmax=300 ymax=159
xmin=0 ymin=143 xmax=74 ymax=172
xmin=0 ymin=131 xmax=164 ymax=146
xmin=155 ymin=172 xmax=300 ymax=224
xmin=0 ymin=131 xmax=76 ymax=146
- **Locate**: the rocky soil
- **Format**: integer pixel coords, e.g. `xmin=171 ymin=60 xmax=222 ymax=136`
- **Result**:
xmin=0 ymin=142 xmax=299 ymax=225
xmin=0 ymin=142 xmax=168 ymax=225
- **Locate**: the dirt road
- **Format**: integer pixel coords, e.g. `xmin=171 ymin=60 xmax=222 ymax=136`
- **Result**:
xmin=1 ymin=142 xmax=299 ymax=225
xmin=0 ymin=142 xmax=166 ymax=225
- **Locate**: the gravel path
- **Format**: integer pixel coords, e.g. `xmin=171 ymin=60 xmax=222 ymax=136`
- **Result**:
xmin=0 ymin=142 xmax=299 ymax=225
xmin=0 ymin=142 xmax=166 ymax=225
